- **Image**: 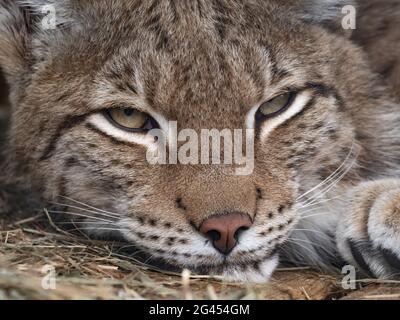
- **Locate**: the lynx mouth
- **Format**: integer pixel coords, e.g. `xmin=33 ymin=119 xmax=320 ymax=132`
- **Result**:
xmin=52 ymin=205 xmax=287 ymax=283
xmin=117 ymin=244 xmax=279 ymax=282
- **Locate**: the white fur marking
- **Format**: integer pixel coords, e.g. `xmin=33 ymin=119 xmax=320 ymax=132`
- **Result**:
xmin=246 ymin=91 xmax=312 ymax=140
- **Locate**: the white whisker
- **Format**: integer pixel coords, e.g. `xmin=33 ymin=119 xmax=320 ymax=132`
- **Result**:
xmin=301 ymin=144 xmax=359 ymax=208
xmin=300 ymin=211 xmax=332 ymax=220
xmin=288 ymin=238 xmax=334 ymax=255
xmin=65 ymin=227 xmax=127 ymax=232
xmin=49 ymin=202 xmax=119 ymax=220
xmin=300 ymin=195 xmax=342 ymax=209
xmin=292 ymin=228 xmax=332 ymax=241
xmin=56 ymin=221 xmax=116 ymax=225
xmin=297 ymin=142 xmax=356 ymax=201
xmin=298 ymin=207 xmax=325 ymax=216
xmin=58 ymin=195 xmax=120 ymax=217
xmin=46 ymin=210 xmax=115 ymax=223
xmin=284 ymin=239 xmax=319 ymax=257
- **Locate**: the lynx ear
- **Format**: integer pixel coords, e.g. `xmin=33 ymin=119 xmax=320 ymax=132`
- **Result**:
xmin=294 ymin=0 xmax=357 ymax=33
xmin=0 ymin=0 xmax=73 ymax=83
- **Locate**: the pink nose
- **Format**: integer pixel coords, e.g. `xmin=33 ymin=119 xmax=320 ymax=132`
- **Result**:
xmin=199 ymin=213 xmax=253 ymax=254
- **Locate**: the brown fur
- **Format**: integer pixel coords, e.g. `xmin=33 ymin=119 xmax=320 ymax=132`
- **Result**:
xmin=0 ymin=0 xmax=400 ymax=282
xmin=352 ymin=0 xmax=400 ymax=97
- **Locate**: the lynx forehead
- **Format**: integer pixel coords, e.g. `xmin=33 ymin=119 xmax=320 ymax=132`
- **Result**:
xmin=1 ymin=0 xmax=400 ymax=282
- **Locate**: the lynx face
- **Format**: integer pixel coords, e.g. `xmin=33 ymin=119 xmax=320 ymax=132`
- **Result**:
xmin=0 ymin=0 xmax=374 ymax=282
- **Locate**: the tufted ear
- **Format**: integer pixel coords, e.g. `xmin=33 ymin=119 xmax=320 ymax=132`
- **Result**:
xmin=290 ymin=0 xmax=357 ymax=34
xmin=0 ymin=0 xmax=73 ymax=84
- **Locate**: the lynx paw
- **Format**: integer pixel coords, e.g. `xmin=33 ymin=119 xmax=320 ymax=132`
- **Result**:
xmin=337 ymin=179 xmax=400 ymax=278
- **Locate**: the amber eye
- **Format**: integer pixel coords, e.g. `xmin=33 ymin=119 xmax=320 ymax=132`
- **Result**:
xmin=105 ymin=108 xmax=159 ymax=132
xmin=255 ymin=92 xmax=295 ymax=123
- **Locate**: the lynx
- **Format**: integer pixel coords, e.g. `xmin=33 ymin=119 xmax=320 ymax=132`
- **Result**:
xmin=0 ymin=0 xmax=399 ymax=283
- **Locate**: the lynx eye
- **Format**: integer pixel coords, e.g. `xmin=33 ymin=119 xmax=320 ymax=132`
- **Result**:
xmin=255 ymin=92 xmax=295 ymax=123
xmin=105 ymin=108 xmax=159 ymax=132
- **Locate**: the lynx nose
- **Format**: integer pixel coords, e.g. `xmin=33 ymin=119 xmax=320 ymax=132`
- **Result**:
xmin=199 ymin=213 xmax=252 ymax=254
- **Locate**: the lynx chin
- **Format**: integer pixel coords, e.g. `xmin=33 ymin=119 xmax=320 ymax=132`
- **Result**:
xmin=0 ymin=0 xmax=400 ymax=283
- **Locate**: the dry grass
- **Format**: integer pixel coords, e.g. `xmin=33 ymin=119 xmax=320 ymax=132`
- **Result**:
xmin=1 ymin=211 xmax=400 ymax=300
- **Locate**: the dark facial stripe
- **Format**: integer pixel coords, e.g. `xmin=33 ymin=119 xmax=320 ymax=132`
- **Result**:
xmin=168 ymin=0 xmax=179 ymax=22
xmin=57 ymin=174 xmax=67 ymax=205
xmin=40 ymin=115 xmax=87 ymax=161
xmin=280 ymin=82 xmax=343 ymax=125
xmin=305 ymin=82 xmax=345 ymax=109
xmin=40 ymin=111 xmax=148 ymax=162
xmin=106 ymin=68 xmax=138 ymax=95
xmin=305 ymin=82 xmax=333 ymax=97
xmin=146 ymin=0 xmax=159 ymax=15
xmin=212 ymin=0 xmax=231 ymax=41
xmin=196 ymin=0 xmax=204 ymax=17
xmin=257 ymin=40 xmax=292 ymax=85
xmin=64 ymin=157 xmax=80 ymax=168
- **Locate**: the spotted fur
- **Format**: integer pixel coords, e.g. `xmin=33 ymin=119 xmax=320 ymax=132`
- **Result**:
xmin=0 ymin=0 xmax=400 ymax=282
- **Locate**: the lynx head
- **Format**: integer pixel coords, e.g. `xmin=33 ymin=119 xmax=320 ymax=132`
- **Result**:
xmin=0 ymin=0 xmax=368 ymax=282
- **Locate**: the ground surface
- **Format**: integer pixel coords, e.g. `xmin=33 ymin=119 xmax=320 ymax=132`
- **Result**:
xmin=1 ymin=83 xmax=400 ymax=300
xmin=1 ymin=208 xmax=400 ymax=300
